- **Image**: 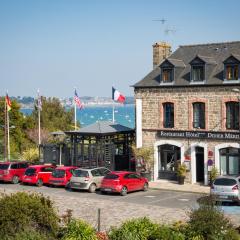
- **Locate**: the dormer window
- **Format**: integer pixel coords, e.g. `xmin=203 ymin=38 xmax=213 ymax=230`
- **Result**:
xmin=192 ymin=65 xmax=204 ymax=81
xmin=160 ymin=59 xmax=174 ymax=84
xmin=190 ymin=56 xmax=205 ymax=82
xmin=224 ymin=55 xmax=240 ymax=81
xmin=162 ymin=68 xmax=173 ymax=83
xmin=225 ymin=65 xmax=238 ymax=80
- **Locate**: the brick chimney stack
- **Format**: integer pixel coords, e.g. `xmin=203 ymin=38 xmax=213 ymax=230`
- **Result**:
xmin=152 ymin=42 xmax=171 ymax=68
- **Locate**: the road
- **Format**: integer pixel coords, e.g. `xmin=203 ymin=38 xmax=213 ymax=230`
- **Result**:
xmin=0 ymin=183 xmax=239 ymax=230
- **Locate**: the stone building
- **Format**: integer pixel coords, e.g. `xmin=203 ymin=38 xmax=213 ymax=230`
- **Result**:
xmin=134 ymin=41 xmax=240 ymax=185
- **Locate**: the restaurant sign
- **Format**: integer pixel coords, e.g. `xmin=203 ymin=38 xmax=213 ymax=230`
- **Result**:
xmin=157 ymin=130 xmax=240 ymax=141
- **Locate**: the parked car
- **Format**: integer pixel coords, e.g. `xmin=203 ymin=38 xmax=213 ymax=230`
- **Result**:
xmin=100 ymin=171 xmax=148 ymax=196
xmin=0 ymin=162 xmax=29 ymax=184
xmin=69 ymin=167 xmax=111 ymax=193
xmin=22 ymin=165 xmax=56 ymax=187
xmin=49 ymin=166 xmax=78 ymax=187
xmin=210 ymin=175 xmax=240 ymax=205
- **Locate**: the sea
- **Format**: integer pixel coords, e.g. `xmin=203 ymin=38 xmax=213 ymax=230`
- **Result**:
xmin=21 ymin=104 xmax=135 ymax=129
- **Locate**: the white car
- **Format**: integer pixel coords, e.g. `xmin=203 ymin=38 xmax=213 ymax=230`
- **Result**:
xmin=210 ymin=175 xmax=240 ymax=205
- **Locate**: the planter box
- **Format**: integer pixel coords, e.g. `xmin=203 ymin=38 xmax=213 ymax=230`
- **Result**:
xmin=140 ymin=172 xmax=152 ymax=181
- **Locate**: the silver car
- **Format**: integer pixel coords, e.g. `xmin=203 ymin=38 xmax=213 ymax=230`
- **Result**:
xmin=69 ymin=167 xmax=111 ymax=193
xmin=210 ymin=175 xmax=240 ymax=204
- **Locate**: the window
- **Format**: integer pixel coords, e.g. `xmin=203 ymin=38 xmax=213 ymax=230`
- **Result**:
xmin=163 ymin=103 xmax=174 ymax=128
xmin=10 ymin=164 xmax=18 ymax=169
xmin=162 ymin=68 xmax=173 ymax=83
xmin=219 ymin=148 xmax=240 ymax=175
xmin=192 ymin=65 xmax=204 ymax=81
xmin=225 ymin=65 xmax=239 ymax=80
xmin=226 ymin=101 xmax=239 ymax=130
xmin=193 ymin=102 xmax=205 ymax=129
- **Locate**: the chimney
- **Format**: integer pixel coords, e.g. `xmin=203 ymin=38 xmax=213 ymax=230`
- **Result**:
xmin=152 ymin=42 xmax=171 ymax=69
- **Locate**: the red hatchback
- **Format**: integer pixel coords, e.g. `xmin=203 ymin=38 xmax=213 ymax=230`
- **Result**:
xmin=22 ymin=165 xmax=56 ymax=187
xmin=49 ymin=166 xmax=78 ymax=187
xmin=0 ymin=162 xmax=29 ymax=184
xmin=100 ymin=171 xmax=148 ymax=196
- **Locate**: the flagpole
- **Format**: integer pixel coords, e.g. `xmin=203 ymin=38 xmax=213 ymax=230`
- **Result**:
xmin=112 ymin=103 xmax=115 ymax=123
xmin=38 ymin=104 xmax=41 ymax=145
xmin=7 ymin=106 xmax=10 ymax=160
xmin=74 ymin=100 xmax=77 ymax=130
xmin=38 ymin=90 xmax=41 ymax=145
xmin=4 ymin=99 xmax=7 ymax=161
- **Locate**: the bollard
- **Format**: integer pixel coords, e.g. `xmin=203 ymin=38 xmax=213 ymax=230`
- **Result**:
xmin=97 ymin=208 xmax=101 ymax=232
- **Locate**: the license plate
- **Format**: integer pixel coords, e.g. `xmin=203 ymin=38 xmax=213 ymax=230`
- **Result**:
xmin=104 ymin=188 xmax=112 ymax=192
xmin=25 ymin=178 xmax=31 ymax=181
xmin=219 ymin=195 xmax=228 ymax=199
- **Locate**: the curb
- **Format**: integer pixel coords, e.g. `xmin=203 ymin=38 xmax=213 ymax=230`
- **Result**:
xmin=149 ymin=186 xmax=210 ymax=195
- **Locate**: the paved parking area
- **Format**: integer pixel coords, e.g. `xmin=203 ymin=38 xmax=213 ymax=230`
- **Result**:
xmin=0 ymin=183 xmax=239 ymax=230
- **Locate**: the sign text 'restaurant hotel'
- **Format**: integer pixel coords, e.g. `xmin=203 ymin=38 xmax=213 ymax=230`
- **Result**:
xmin=158 ymin=130 xmax=240 ymax=141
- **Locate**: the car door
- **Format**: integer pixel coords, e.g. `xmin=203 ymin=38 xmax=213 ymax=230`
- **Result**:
xmin=123 ymin=173 xmax=135 ymax=191
xmin=18 ymin=163 xmax=28 ymax=180
xmin=91 ymin=169 xmax=102 ymax=188
xmin=40 ymin=167 xmax=55 ymax=183
xmin=132 ymin=173 xmax=144 ymax=190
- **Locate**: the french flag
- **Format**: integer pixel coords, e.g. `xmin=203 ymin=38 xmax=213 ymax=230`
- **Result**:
xmin=112 ymin=87 xmax=125 ymax=103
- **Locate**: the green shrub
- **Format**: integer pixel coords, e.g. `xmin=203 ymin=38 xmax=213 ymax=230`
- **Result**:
xmin=62 ymin=219 xmax=97 ymax=240
xmin=186 ymin=195 xmax=239 ymax=240
xmin=0 ymin=191 xmax=59 ymax=239
xmin=149 ymin=224 xmax=185 ymax=240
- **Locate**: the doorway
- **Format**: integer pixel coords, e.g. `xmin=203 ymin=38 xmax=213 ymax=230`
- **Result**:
xmin=195 ymin=146 xmax=204 ymax=182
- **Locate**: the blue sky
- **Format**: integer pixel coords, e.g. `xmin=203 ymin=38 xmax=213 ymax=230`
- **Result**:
xmin=0 ymin=0 xmax=240 ymax=98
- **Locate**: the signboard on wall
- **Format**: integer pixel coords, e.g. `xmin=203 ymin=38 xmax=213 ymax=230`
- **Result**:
xmin=157 ymin=130 xmax=240 ymax=141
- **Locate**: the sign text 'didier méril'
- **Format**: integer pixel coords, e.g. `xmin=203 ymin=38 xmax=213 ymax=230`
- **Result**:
xmin=158 ymin=130 xmax=240 ymax=140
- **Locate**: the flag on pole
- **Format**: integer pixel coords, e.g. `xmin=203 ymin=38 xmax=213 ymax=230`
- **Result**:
xmin=112 ymin=87 xmax=125 ymax=103
xmin=37 ymin=90 xmax=42 ymax=110
xmin=74 ymin=89 xmax=83 ymax=109
xmin=5 ymin=94 xmax=11 ymax=111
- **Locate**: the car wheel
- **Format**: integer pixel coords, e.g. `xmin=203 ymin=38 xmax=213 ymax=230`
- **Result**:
xmin=12 ymin=176 xmax=19 ymax=184
xmin=88 ymin=183 xmax=96 ymax=193
xmin=36 ymin=179 xmax=43 ymax=187
xmin=143 ymin=183 xmax=148 ymax=191
xmin=120 ymin=186 xmax=128 ymax=196
xmin=65 ymin=182 xmax=71 ymax=190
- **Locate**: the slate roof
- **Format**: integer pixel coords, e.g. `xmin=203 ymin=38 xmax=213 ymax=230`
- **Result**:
xmin=65 ymin=121 xmax=134 ymax=136
xmin=134 ymin=41 xmax=240 ymax=88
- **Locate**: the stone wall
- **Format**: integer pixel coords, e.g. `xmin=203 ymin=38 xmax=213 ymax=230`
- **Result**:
xmin=135 ymin=86 xmax=240 ymax=132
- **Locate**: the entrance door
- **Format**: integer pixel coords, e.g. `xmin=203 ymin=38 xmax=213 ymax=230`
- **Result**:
xmin=195 ymin=147 xmax=204 ymax=182
xmin=158 ymin=144 xmax=180 ymax=180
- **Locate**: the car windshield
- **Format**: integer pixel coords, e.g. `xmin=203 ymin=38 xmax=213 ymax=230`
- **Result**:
xmin=52 ymin=169 xmax=66 ymax=178
xmin=25 ymin=168 xmax=36 ymax=176
xmin=73 ymin=170 xmax=89 ymax=178
xmin=0 ymin=164 xmax=9 ymax=170
xmin=104 ymin=174 xmax=119 ymax=179
xmin=214 ymin=178 xmax=237 ymax=186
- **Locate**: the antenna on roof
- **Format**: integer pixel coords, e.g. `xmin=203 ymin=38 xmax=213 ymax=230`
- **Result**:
xmin=152 ymin=18 xmax=167 ymax=24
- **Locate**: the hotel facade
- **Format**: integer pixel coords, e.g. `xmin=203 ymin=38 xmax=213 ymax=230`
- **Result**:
xmin=134 ymin=41 xmax=240 ymax=185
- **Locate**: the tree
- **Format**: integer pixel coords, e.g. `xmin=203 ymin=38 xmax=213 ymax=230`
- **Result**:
xmin=29 ymin=97 xmax=76 ymax=132
xmin=0 ymin=97 xmax=33 ymax=159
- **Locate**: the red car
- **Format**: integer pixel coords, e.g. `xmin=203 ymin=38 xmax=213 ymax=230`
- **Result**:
xmin=22 ymin=165 xmax=56 ymax=187
xmin=49 ymin=166 xmax=78 ymax=187
xmin=0 ymin=162 xmax=29 ymax=184
xmin=100 ymin=171 xmax=148 ymax=196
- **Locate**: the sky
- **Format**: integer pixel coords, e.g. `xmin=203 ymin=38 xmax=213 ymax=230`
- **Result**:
xmin=0 ymin=0 xmax=240 ymax=98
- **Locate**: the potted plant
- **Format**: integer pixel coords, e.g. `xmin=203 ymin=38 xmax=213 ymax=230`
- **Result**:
xmin=176 ymin=163 xmax=187 ymax=185
xmin=132 ymin=146 xmax=154 ymax=181
xmin=209 ymin=166 xmax=218 ymax=186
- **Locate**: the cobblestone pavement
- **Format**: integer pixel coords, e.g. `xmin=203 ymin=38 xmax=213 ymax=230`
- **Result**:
xmin=0 ymin=184 xmax=239 ymax=231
